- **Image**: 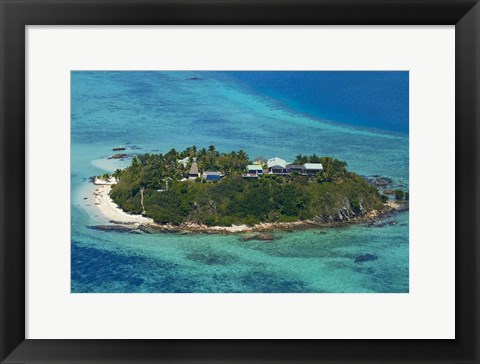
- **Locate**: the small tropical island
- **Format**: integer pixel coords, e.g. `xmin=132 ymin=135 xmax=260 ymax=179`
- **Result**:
xmin=91 ymin=145 xmax=408 ymax=234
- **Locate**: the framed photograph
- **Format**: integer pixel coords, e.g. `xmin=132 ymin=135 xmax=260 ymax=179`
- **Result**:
xmin=1 ymin=0 xmax=478 ymax=363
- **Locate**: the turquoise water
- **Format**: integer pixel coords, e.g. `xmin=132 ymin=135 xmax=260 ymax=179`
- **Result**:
xmin=71 ymin=71 xmax=409 ymax=293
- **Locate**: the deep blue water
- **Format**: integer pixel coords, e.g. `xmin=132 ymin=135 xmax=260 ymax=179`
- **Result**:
xmin=71 ymin=71 xmax=409 ymax=293
xmin=219 ymin=71 xmax=409 ymax=133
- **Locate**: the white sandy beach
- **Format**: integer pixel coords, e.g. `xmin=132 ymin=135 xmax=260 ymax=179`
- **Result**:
xmin=93 ymin=185 xmax=154 ymax=225
xmin=90 ymin=186 xmax=261 ymax=232
xmin=90 ymin=184 xmax=256 ymax=231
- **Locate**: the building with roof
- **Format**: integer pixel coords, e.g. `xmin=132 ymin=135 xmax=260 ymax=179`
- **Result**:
xmin=269 ymin=165 xmax=288 ymax=175
xmin=302 ymin=163 xmax=323 ymax=176
xmin=267 ymin=157 xmax=287 ymax=169
xmin=286 ymin=164 xmax=304 ymax=174
xmin=189 ymin=158 xmax=200 ymax=178
xmin=267 ymin=157 xmax=288 ymax=174
xmin=244 ymin=164 xmax=264 ymax=178
xmin=245 ymin=159 xmax=325 ymax=177
xmin=247 ymin=165 xmax=263 ymax=174
xmin=203 ymin=171 xmax=223 ymax=181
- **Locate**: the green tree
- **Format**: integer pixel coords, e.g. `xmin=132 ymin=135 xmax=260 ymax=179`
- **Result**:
xmin=109 ymin=147 xmax=385 ymax=226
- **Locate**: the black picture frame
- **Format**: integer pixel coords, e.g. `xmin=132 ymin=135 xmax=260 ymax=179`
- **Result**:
xmin=1 ymin=1 xmax=478 ymax=363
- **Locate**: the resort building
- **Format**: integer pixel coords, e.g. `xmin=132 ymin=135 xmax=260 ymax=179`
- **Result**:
xmin=244 ymin=164 xmax=264 ymax=177
xmin=189 ymin=158 xmax=200 ymax=178
xmin=203 ymin=171 xmax=223 ymax=181
xmin=267 ymin=157 xmax=288 ymax=174
xmin=302 ymin=163 xmax=324 ymax=176
xmin=267 ymin=157 xmax=287 ymax=169
xmin=247 ymin=165 xmax=264 ymax=175
xmin=269 ymin=165 xmax=288 ymax=175
xmin=286 ymin=164 xmax=304 ymax=174
xmin=270 ymin=161 xmax=324 ymax=176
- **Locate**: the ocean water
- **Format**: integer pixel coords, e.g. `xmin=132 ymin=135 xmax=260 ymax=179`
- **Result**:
xmin=71 ymin=71 xmax=409 ymax=293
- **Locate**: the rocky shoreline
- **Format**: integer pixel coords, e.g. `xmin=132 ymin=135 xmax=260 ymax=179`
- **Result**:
xmin=88 ymin=200 xmax=408 ymax=239
xmin=87 ymin=174 xmax=408 ymax=238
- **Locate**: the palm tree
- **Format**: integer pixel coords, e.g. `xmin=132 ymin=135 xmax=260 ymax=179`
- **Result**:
xmin=166 ymin=148 xmax=178 ymax=159
xmin=237 ymin=149 xmax=248 ymax=162
xmin=310 ymin=153 xmax=321 ymax=163
xmin=132 ymin=157 xmax=139 ymax=169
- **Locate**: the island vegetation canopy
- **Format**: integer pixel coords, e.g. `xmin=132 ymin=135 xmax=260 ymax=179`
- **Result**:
xmin=109 ymin=145 xmax=386 ymax=226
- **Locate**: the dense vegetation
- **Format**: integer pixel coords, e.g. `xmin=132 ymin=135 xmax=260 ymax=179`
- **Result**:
xmin=110 ymin=145 xmax=249 ymax=185
xmin=109 ymin=146 xmax=385 ymax=226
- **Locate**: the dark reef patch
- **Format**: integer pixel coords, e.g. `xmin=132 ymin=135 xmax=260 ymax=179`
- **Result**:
xmin=87 ymin=225 xmax=134 ymax=233
xmin=354 ymin=254 xmax=379 ymax=263
xmin=240 ymin=270 xmax=312 ymax=293
xmin=185 ymin=250 xmax=239 ymax=266
xmin=71 ymin=242 xmax=196 ymax=293
xmin=354 ymin=266 xmax=376 ymax=275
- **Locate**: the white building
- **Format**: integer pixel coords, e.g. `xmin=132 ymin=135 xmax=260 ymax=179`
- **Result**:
xmin=246 ymin=165 xmax=264 ymax=175
xmin=267 ymin=157 xmax=287 ymax=169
